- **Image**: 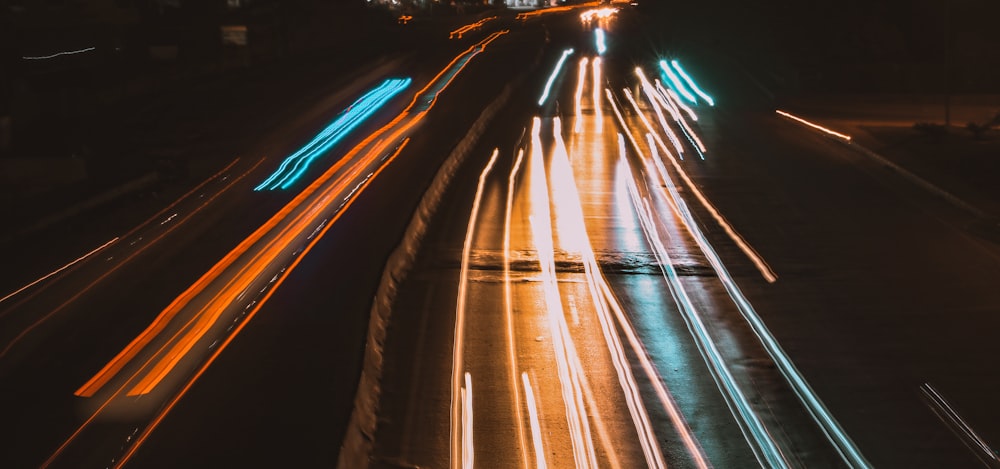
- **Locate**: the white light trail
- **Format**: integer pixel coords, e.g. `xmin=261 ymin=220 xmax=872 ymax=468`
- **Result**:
xmin=539 ymin=49 xmax=575 ymax=106
xmin=775 ymin=110 xmax=852 ymax=141
xmin=452 ymin=148 xmax=501 ymax=469
xmin=528 ymin=117 xmax=598 ymax=469
xmin=575 ymin=57 xmax=591 ymax=134
xmin=0 ymin=237 xmax=118 ymax=306
xmin=550 ymin=122 xmax=667 ymax=469
xmin=522 ymin=372 xmax=549 ymax=469
xmin=592 ymin=58 xmax=604 ymax=133
xmin=462 ymin=372 xmax=475 ymax=469
xmin=609 ymin=88 xmax=776 ymax=282
xmin=595 ymin=28 xmax=607 ymax=55
xmin=614 ymin=97 xmax=868 ymax=467
xmin=23 ymin=47 xmax=95 ymax=60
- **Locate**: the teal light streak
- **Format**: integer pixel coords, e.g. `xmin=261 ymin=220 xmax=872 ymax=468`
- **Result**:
xmin=255 ymin=78 xmax=411 ymax=191
xmin=658 ymin=59 xmax=698 ymax=104
xmin=671 ymin=60 xmax=715 ymax=106
xmin=539 ymin=49 xmax=575 ymax=106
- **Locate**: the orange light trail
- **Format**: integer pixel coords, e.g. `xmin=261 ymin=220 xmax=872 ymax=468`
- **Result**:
xmin=450 ymin=16 xmax=496 ymax=39
xmin=50 ymin=29 xmax=508 ymax=469
xmin=76 ymin=30 xmax=507 ymax=400
xmin=451 ymin=148 xmax=501 ymax=469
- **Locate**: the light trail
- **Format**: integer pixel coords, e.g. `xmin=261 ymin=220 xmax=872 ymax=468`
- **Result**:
xmin=450 ymin=16 xmax=497 ymax=39
xmin=521 ymin=372 xmax=548 ymax=469
xmin=504 ymin=147 xmax=531 ymax=469
xmin=595 ymin=28 xmax=607 ymax=55
xmin=592 ymin=57 xmax=604 ymax=133
xmin=1 ymin=156 xmax=240 ymax=314
xmin=255 ymin=77 xmax=412 ymax=190
xmin=462 ymin=372 xmax=475 ymax=469
xmin=527 ymin=117 xmax=598 ymax=469
xmin=4 ymin=158 xmax=266 ymax=362
xmin=623 ymin=87 xmax=680 ymax=166
xmin=108 ymin=137 xmax=414 ymax=469
xmin=659 ymin=59 xmax=698 ymax=104
xmin=550 ymin=120 xmax=666 ymax=469
xmin=579 ymin=6 xmax=618 ymax=22
xmin=920 ymin=382 xmax=1000 ymax=466
xmin=670 ymin=59 xmax=715 ymax=106
xmin=609 ymin=88 xmax=777 ymax=282
xmin=615 ymin=136 xmax=789 ymax=468
xmin=633 ymin=68 xmax=686 ymax=158
xmin=639 ymin=69 xmax=707 ymax=158
xmin=539 ymin=48 xmax=575 ymax=106
xmin=574 ymin=57 xmax=590 ymax=134
xmin=76 ymin=30 xmax=508 ymax=400
xmin=22 ymin=46 xmax=95 ymax=60
xmin=775 ymin=110 xmax=852 ymax=141
xmin=614 ymin=96 xmax=868 ymax=467
xmin=0 ymin=237 xmax=117 ymax=306
xmin=53 ymin=31 xmax=509 ymax=467
xmin=657 ymin=80 xmax=699 ymax=122
xmin=451 ymin=148 xmax=501 ymax=469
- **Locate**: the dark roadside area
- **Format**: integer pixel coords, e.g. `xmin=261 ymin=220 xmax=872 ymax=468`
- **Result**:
xmin=778 ymin=94 xmax=1000 ymax=224
xmin=0 ymin=3 xmax=504 ymax=288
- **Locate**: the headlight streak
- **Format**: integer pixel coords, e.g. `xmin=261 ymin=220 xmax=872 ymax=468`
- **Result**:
xmin=539 ymin=49 xmax=575 ymax=107
xmin=504 ymin=148 xmax=531 ymax=469
xmin=76 ymin=30 xmax=507 ymax=400
xmin=657 ymin=80 xmax=699 ymax=122
xmin=521 ymin=372 xmax=548 ymax=469
xmin=527 ymin=117 xmax=598 ymax=469
xmin=22 ymin=46 xmax=95 ymax=60
xmin=610 ymin=151 xmax=713 ymax=469
xmin=623 ymin=88 xmax=682 ymax=164
xmin=462 ymin=372 xmax=475 ymax=469
xmin=93 ymin=136 xmax=415 ymax=469
xmin=613 ymin=126 xmax=787 ymax=468
xmin=574 ymin=57 xmax=591 ymax=134
xmin=4 ymin=158 xmax=266 ymax=363
xmin=608 ymin=88 xmax=777 ymax=283
xmin=613 ymin=95 xmax=869 ymax=467
xmin=592 ymin=57 xmax=604 ymax=133
xmin=0 ymin=237 xmax=117 ymax=306
xmin=649 ymin=77 xmax=708 ymax=158
xmin=595 ymin=28 xmax=607 ymax=55
xmin=451 ymin=148 xmax=501 ymax=469
xmin=775 ymin=110 xmax=852 ymax=141
xmin=1 ymin=156 xmax=239 ymax=319
xmin=659 ymin=59 xmax=698 ymax=104
xmin=53 ymin=31 xmax=509 ymax=468
xmin=254 ymin=78 xmax=412 ymax=191
xmin=550 ymin=120 xmax=667 ymax=469
xmin=670 ymin=60 xmax=715 ymax=106
xmin=633 ymin=69 xmax=685 ymax=158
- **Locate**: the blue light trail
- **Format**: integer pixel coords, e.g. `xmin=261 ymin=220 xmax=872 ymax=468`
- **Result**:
xmin=670 ymin=60 xmax=715 ymax=106
xmin=658 ymin=60 xmax=698 ymax=104
xmin=255 ymin=78 xmax=411 ymax=191
xmin=538 ymin=49 xmax=575 ymax=106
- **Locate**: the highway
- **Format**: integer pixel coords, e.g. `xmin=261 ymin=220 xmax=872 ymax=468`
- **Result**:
xmin=2 ymin=4 xmax=1000 ymax=469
